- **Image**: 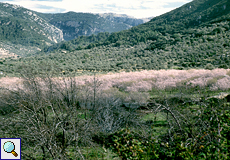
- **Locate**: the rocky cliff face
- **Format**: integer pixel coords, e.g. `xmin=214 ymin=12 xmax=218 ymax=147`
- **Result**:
xmin=98 ymin=13 xmax=149 ymax=25
xmin=50 ymin=20 xmax=105 ymax=41
xmin=42 ymin=12 xmax=150 ymax=41
xmin=23 ymin=10 xmax=64 ymax=43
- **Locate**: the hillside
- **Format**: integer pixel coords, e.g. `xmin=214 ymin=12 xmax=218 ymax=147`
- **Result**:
xmin=43 ymin=0 xmax=230 ymax=52
xmin=0 ymin=2 xmax=148 ymax=58
xmin=0 ymin=3 xmax=64 ymax=46
xmin=1 ymin=0 xmax=230 ymax=76
xmin=0 ymin=2 xmax=64 ymax=57
xmin=97 ymin=0 xmax=230 ymax=48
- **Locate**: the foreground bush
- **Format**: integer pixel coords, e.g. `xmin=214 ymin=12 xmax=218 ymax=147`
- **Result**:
xmin=105 ymin=99 xmax=230 ymax=160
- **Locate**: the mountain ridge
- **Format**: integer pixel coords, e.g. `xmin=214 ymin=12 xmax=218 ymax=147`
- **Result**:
xmin=37 ymin=11 xmax=148 ymax=41
xmin=0 ymin=2 xmax=148 ymax=57
xmin=44 ymin=0 xmax=230 ymax=53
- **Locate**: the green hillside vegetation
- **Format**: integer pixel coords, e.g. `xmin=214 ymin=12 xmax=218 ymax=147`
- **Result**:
xmin=0 ymin=16 xmax=51 ymax=47
xmin=43 ymin=0 xmax=230 ymax=51
xmin=42 ymin=32 xmax=110 ymax=52
xmin=0 ymin=40 xmax=41 ymax=58
xmin=1 ymin=20 xmax=230 ymax=76
xmin=1 ymin=0 xmax=230 ymax=76
xmin=0 ymin=3 xmax=62 ymax=48
xmin=0 ymin=0 xmax=230 ymax=76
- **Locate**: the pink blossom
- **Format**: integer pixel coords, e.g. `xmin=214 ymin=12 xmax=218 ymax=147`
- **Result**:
xmin=1 ymin=69 xmax=230 ymax=93
xmin=216 ymin=77 xmax=230 ymax=90
xmin=126 ymin=80 xmax=152 ymax=92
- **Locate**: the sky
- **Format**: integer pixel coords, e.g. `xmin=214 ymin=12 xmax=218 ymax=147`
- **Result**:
xmin=0 ymin=0 xmax=193 ymax=19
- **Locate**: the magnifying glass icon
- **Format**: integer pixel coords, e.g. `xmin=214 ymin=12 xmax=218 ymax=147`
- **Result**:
xmin=3 ymin=141 xmax=18 ymax=157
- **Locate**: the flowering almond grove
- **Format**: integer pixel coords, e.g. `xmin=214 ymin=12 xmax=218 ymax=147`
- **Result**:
xmin=1 ymin=68 xmax=230 ymax=92
xmin=0 ymin=68 xmax=229 ymax=159
xmin=0 ymin=0 xmax=230 ymax=159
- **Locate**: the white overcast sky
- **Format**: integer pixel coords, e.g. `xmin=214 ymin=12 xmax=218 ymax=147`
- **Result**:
xmin=0 ymin=0 xmax=193 ymax=18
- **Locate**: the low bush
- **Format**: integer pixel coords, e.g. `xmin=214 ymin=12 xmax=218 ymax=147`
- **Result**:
xmin=205 ymin=63 xmax=215 ymax=70
xmin=107 ymin=109 xmax=230 ymax=159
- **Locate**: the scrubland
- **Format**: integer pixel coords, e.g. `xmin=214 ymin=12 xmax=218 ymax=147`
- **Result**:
xmin=0 ymin=69 xmax=229 ymax=159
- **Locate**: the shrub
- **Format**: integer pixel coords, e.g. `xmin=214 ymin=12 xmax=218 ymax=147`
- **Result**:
xmin=205 ymin=63 xmax=215 ymax=70
xmin=108 ymin=128 xmax=155 ymax=159
xmin=113 ymin=81 xmax=135 ymax=92
xmin=226 ymin=70 xmax=230 ymax=76
xmin=92 ymin=96 xmax=140 ymax=134
xmin=206 ymin=77 xmax=218 ymax=87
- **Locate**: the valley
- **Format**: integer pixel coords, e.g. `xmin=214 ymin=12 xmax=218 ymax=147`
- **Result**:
xmin=0 ymin=0 xmax=230 ymax=159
